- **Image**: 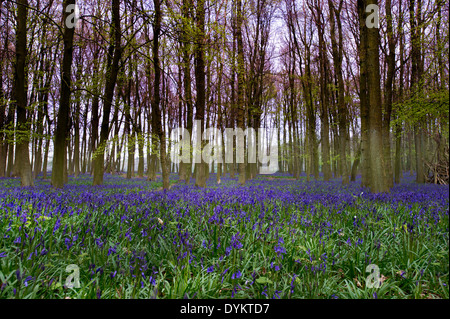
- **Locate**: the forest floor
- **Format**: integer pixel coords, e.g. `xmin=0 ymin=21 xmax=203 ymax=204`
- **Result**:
xmin=0 ymin=172 xmax=448 ymax=299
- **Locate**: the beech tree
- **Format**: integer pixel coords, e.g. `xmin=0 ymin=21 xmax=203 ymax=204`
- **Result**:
xmin=93 ymin=0 xmax=122 ymax=186
xmin=14 ymin=0 xmax=33 ymax=187
xmin=52 ymin=0 xmax=76 ymax=188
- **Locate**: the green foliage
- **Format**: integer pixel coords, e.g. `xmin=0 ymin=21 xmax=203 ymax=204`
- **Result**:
xmin=392 ymin=88 xmax=449 ymax=132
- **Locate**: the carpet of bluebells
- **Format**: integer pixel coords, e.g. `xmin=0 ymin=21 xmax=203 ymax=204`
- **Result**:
xmin=0 ymin=172 xmax=448 ymax=299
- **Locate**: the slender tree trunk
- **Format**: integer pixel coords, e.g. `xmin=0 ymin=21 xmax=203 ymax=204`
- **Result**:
xmin=316 ymin=14 xmax=330 ymax=181
xmin=216 ymin=62 xmax=223 ymax=184
xmin=42 ymin=134 xmax=50 ymax=178
xmin=329 ymin=0 xmax=348 ymax=184
xmin=0 ymin=3 xmax=9 ymax=178
xmin=137 ymin=130 xmax=144 ymax=178
xmin=177 ymin=59 xmax=186 ymax=182
xmin=229 ymin=46 xmax=236 ymax=178
xmin=194 ymin=0 xmax=208 ymax=187
xmin=68 ymin=137 xmax=73 ymax=176
xmin=81 ymin=108 xmax=87 ymax=174
xmin=409 ymin=0 xmax=425 ymax=183
xmin=52 ymin=0 xmax=76 ymax=188
xmin=181 ymin=0 xmax=193 ymax=184
xmin=358 ymin=0 xmax=370 ymax=188
xmin=0 ymin=48 xmax=6 ymax=177
xmin=152 ymin=0 xmax=169 ymax=189
xmin=236 ymin=0 xmax=246 ymax=185
xmin=15 ymin=0 xmax=33 ymax=187
xmin=383 ymin=0 xmax=395 ymax=188
xmin=394 ymin=1 xmax=404 ymax=184
xmin=90 ymin=47 xmax=100 ymax=176
xmin=288 ymin=45 xmax=299 ymax=180
xmin=64 ymin=142 xmax=68 ymax=184
xmin=93 ymin=0 xmax=122 ymax=186
xmin=6 ymin=119 xmax=14 ymax=177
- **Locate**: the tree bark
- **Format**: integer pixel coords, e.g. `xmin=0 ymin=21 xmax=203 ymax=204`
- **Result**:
xmin=236 ymin=0 xmax=246 ymax=185
xmin=93 ymin=0 xmax=122 ymax=185
xmin=394 ymin=0 xmax=405 ymax=184
xmin=182 ymin=0 xmax=193 ymax=184
xmin=152 ymin=0 xmax=170 ymax=189
xmin=14 ymin=0 xmax=33 ymax=187
xmin=409 ymin=0 xmax=425 ymax=183
xmin=383 ymin=0 xmax=395 ymax=188
xmin=329 ymin=0 xmax=348 ymax=184
xmin=0 ymin=3 xmax=9 ymax=178
xmin=194 ymin=0 xmax=208 ymax=187
xmin=357 ymin=0 xmax=370 ymax=187
xmin=366 ymin=0 xmax=389 ymax=193
xmin=0 ymin=43 xmax=6 ymax=177
xmin=52 ymin=0 xmax=76 ymax=188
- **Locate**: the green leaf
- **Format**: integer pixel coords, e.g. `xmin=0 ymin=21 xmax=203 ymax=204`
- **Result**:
xmin=256 ymin=277 xmax=273 ymax=285
xmin=50 ymin=281 xmax=62 ymax=290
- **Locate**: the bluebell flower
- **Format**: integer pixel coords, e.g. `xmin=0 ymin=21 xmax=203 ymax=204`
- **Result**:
xmin=261 ymin=286 xmax=268 ymax=297
xmin=290 ymin=274 xmax=297 ymax=293
xmin=221 ymin=268 xmax=229 ymax=284
xmin=274 ymin=245 xmax=286 ymax=256
xmin=231 ymin=270 xmax=241 ymax=280
xmin=231 ymin=285 xmax=237 ymax=298
xmin=23 ymin=276 xmax=33 ymax=287
xmin=53 ymin=218 xmax=61 ymax=235
xmin=272 ymin=290 xmax=281 ymax=299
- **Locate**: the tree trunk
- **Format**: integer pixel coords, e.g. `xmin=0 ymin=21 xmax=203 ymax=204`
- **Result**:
xmin=180 ymin=0 xmax=193 ymax=184
xmin=93 ymin=0 xmax=122 ymax=186
xmin=394 ymin=1 xmax=405 ymax=184
xmin=152 ymin=0 xmax=169 ymax=189
xmin=409 ymin=0 xmax=425 ymax=183
xmin=52 ymin=0 xmax=76 ymax=188
xmin=382 ymin=0 xmax=395 ymax=188
xmin=194 ymin=0 xmax=208 ymax=187
xmin=357 ymin=0 xmax=370 ymax=188
xmin=329 ymin=0 xmax=348 ymax=184
xmin=319 ymin=74 xmax=331 ymax=181
xmin=0 ymin=2 xmax=9 ymax=178
xmin=0 ymin=42 xmax=6 ymax=177
xmin=137 ymin=130 xmax=144 ymax=178
xmin=236 ymin=0 xmax=246 ymax=185
xmin=90 ymin=46 xmax=100 ymax=176
xmin=366 ymin=0 xmax=389 ymax=193
xmin=14 ymin=0 xmax=33 ymax=187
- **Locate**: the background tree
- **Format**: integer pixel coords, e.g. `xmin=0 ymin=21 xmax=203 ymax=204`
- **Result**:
xmin=52 ymin=0 xmax=76 ymax=188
